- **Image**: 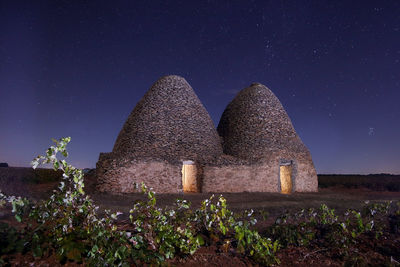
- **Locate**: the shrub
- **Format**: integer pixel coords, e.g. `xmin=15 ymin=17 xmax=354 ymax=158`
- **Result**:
xmin=264 ymin=200 xmax=399 ymax=258
xmin=191 ymin=195 xmax=280 ymax=265
xmin=0 ymin=137 xmax=281 ymax=266
xmin=127 ymin=183 xmax=203 ymax=263
xmin=1 ymin=137 xmax=130 ymax=265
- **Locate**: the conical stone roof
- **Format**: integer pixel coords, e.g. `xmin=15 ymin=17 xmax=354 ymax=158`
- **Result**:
xmin=112 ymin=75 xmax=223 ymax=163
xmin=217 ymin=83 xmax=308 ymax=161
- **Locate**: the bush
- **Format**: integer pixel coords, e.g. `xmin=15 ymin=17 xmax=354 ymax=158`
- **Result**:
xmin=0 ymin=137 xmax=281 ymax=266
xmin=0 ymin=223 xmax=26 ymax=255
xmin=264 ymin=200 xmax=399 ymax=260
xmin=3 ymin=137 xmax=396 ymax=265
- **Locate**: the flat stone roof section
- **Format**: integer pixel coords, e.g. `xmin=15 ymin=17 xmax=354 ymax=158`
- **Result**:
xmin=217 ymin=83 xmax=308 ymax=161
xmin=112 ymin=75 xmax=223 ymax=164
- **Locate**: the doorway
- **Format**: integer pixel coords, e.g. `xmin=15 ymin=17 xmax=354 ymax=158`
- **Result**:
xmin=182 ymin=160 xmax=199 ymax=193
xmin=279 ymin=161 xmax=293 ymax=194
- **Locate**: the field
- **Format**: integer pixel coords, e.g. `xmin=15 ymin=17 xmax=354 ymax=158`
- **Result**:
xmin=1 ymin=168 xmax=399 ymax=217
xmin=1 ymin=167 xmax=400 ymax=266
xmin=319 ymin=174 xmax=400 ymax=192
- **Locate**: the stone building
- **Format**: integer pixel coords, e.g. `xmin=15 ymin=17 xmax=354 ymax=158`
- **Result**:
xmin=96 ymin=76 xmax=318 ymax=194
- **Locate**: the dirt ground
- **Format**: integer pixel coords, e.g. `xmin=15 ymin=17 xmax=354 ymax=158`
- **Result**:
xmin=1 ymin=169 xmax=400 ymax=224
xmin=1 ymin=168 xmax=400 ymax=266
xmin=1 ymin=170 xmax=400 ymax=221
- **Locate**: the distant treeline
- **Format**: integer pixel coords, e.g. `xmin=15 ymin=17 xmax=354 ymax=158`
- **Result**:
xmin=318 ymin=174 xmax=400 ymax=191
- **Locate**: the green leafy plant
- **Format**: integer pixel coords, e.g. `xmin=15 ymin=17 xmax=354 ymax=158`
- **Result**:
xmin=192 ymin=195 xmax=280 ymax=265
xmin=128 ymin=183 xmax=203 ymax=263
xmin=0 ymin=137 xmax=281 ymax=266
xmin=0 ymin=223 xmax=26 ymax=255
xmin=264 ymin=200 xmax=400 ymax=265
xmin=1 ymin=137 xmax=130 ymax=266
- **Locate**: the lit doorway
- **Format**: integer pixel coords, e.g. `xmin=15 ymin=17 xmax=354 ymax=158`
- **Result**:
xmin=280 ymin=161 xmax=293 ymax=194
xmin=182 ymin=160 xmax=199 ymax=193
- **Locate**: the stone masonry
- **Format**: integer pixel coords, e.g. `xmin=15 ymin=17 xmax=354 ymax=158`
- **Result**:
xmin=217 ymin=83 xmax=308 ymax=161
xmin=112 ymin=75 xmax=222 ymax=164
xmin=96 ymin=76 xmax=318 ymax=193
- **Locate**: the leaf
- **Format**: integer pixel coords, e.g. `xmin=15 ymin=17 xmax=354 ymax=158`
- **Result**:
xmin=273 ymin=240 xmax=279 ymax=252
xmin=114 ymin=250 xmax=122 ymax=259
xmin=195 ymin=235 xmax=205 ymax=246
xmin=15 ymin=214 xmax=22 ymax=222
xmin=11 ymin=201 xmax=16 ymax=213
xmin=53 ymin=161 xmax=59 ymax=170
xmin=219 ymin=221 xmax=226 ymax=235
xmin=31 ymin=160 xmax=39 ymax=169
xmin=78 ymin=187 xmax=84 ymax=194
xmin=236 ymin=228 xmax=244 ymax=241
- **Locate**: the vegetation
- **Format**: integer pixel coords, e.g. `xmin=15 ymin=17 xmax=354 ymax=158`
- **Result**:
xmin=265 ymin=201 xmax=400 ymax=264
xmin=0 ymin=137 xmax=399 ymax=266
xmin=0 ymin=137 xmax=279 ymax=266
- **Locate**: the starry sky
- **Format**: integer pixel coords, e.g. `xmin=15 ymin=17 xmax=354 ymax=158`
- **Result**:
xmin=1 ymin=1 xmax=399 ymax=174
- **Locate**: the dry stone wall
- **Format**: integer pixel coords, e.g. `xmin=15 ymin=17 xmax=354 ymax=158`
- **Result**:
xmin=112 ymin=75 xmax=222 ymax=164
xmin=96 ymin=149 xmax=318 ymax=193
xmin=202 ymin=150 xmax=318 ymax=193
xmin=97 ymin=153 xmax=181 ymax=193
xmin=293 ymin=154 xmax=319 ymax=192
xmin=217 ymin=83 xmax=308 ymax=161
xmin=96 ymin=78 xmax=318 ymax=194
xmin=202 ymin=163 xmax=278 ymax=193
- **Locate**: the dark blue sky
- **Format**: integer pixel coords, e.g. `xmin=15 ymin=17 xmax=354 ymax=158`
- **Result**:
xmin=1 ymin=1 xmax=399 ymax=174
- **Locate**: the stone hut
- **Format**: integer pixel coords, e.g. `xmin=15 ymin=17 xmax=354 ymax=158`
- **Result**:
xmin=208 ymin=82 xmax=318 ymax=193
xmin=96 ymin=77 xmax=318 ymax=194
xmin=96 ymin=75 xmax=223 ymax=193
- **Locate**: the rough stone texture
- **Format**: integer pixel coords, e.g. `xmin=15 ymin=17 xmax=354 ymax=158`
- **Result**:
xmin=112 ymin=75 xmax=222 ymax=164
xmin=202 ymin=150 xmax=317 ymax=193
xmin=217 ymin=83 xmax=308 ymax=161
xmin=97 ymin=78 xmax=318 ymax=193
xmin=97 ymin=153 xmax=182 ymax=193
xmin=202 ymin=163 xmax=277 ymax=193
xmin=97 ymin=75 xmax=223 ymax=193
xmin=216 ymin=82 xmax=318 ymax=192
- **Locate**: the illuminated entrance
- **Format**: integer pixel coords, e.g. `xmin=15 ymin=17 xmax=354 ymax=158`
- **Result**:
xmin=279 ymin=160 xmax=293 ymax=194
xmin=182 ymin=160 xmax=199 ymax=193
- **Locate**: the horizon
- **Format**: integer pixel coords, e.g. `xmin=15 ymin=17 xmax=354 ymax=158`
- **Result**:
xmin=2 ymin=165 xmax=400 ymax=176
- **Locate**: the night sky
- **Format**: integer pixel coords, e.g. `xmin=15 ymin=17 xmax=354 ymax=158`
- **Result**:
xmin=1 ymin=1 xmax=399 ymax=174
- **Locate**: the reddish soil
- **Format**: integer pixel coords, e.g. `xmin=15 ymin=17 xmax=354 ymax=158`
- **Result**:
xmin=1 ymin=169 xmax=399 ymax=266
